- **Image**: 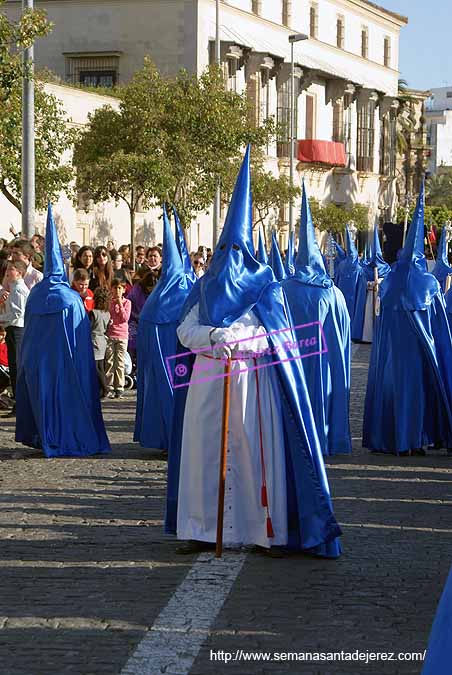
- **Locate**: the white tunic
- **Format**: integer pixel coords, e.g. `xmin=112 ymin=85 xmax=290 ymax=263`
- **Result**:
xmin=176 ymin=304 xmax=288 ymax=548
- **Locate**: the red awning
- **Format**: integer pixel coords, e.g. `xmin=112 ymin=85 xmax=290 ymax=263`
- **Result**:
xmin=297 ymin=140 xmax=346 ymax=167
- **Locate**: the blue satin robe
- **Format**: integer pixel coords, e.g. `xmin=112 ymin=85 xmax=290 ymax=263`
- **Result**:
xmin=282 ymin=280 xmax=351 ymax=455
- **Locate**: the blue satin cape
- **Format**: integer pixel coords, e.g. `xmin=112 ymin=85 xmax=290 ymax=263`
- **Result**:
xmin=16 ymin=204 xmax=110 ymax=458
xmin=282 ymin=183 xmax=351 ymax=455
xmin=363 ymin=182 xmax=452 ymax=453
xmin=335 ymin=226 xmax=365 ymax=330
xmin=422 ymin=565 xmax=452 ymax=675
xmin=135 ymin=206 xmax=194 ymax=449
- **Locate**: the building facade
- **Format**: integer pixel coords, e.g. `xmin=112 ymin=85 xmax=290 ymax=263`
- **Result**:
xmin=426 ymin=87 xmax=452 ymax=175
xmin=3 ymin=0 xmax=408 ymax=247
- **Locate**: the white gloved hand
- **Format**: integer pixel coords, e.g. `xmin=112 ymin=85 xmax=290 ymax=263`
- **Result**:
xmin=209 ymin=327 xmax=236 ymax=350
xmin=212 ymin=343 xmax=232 ymax=360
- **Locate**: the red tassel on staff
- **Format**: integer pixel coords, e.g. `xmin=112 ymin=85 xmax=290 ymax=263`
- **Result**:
xmin=261 ymin=485 xmax=268 ymax=507
xmin=267 ymin=517 xmax=274 ymax=538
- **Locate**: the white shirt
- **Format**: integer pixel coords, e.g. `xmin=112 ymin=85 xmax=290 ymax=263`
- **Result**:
xmin=0 ymin=280 xmax=29 ymax=327
xmin=24 ymin=263 xmax=43 ymax=290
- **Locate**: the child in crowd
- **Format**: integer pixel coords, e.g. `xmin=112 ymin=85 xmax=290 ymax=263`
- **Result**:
xmin=72 ymin=268 xmax=95 ymax=312
xmin=105 ymin=278 xmax=131 ymax=399
xmin=0 ymin=260 xmax=30 ymax=414
xmin=89 ymin=287 xmax=110 ymax=398
xmin=0 ymin=326 xmax=10 ymax=407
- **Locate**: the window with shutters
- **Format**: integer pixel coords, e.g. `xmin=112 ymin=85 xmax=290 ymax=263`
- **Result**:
xmin=305 ymin=94 xmax=315 ymax=140
xmin=251 ymin=0 xmax=261 ymax=15
xmin=336 ymin=15 xmax=345 ymax=49
xmin=277 ymin=78 xmax=297 ymax=158
xmin=64 ymin=53 xmax=120 ymax=87
xmin=357 ymin=99 xmax=375 ymax=172
xmin=384 ymin=36 xmax=391 ymax=67
xmin=333 ymin=100 xmax=344 ymax=142
xmin=259 ymin=69 xmax=271 ymax=126
xmin=379 ymin=109 xmax=397 ymax=176
xmin=310 ymin=4 xmax=318 ymax=39
xmin=226 ymin=58 xmax=238 ymax=93
xmin=361 ymin=27 xmax=369 ymax=59
xmin=282 ymin=0 xmax=291 ymax=27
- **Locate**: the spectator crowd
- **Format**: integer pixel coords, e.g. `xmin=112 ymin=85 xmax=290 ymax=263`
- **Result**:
xmin=0 ymin=231 xmax=213 ymax=414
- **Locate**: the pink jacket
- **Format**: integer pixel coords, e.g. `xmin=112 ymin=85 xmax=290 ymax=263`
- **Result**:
xmin=107 ymin=298 xmax=131 ymax=340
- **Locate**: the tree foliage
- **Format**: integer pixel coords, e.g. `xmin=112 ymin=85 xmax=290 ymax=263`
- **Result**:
xmin=73 ymin=59 xmax=278 ymax=258
xmin=425 ymin=169 xmax=452 ymax=209
xmin=308 ymin=199 xmax=370 ymax=234
xmin=0 ymin=1 xmax=74 ymax=212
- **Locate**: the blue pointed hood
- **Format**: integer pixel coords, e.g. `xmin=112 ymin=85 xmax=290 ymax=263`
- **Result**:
xmin=141 ymin=205 xmax=194 ymax=324
xmin=26 ymin=203 xmax=80 ymax=315
xmin=381 ymin=179 xmax=440 ymax=310
xmin=334 ymin=239 xmax=346 ymax=262
xmin=270 ymin=231 xmax=286 ymax=281
xmin=284 ymin=231 xmax=295 ymax=276
xmin=364 ymin=222 xmax=390 ymax=279
xmin=432 ymin=225 xmax=452 ymax=289
xmin=191 ymin=145 xmax=274 ymax=327
xmin=173 ymin=206 xmax=196 ymax=283
xmin=345 ymin=225 xmax=358 ymax=262
xmin=293 ymin=181 xmax=332 ymax=288
xmin=256 ymin=226 xmax=268 ymax=265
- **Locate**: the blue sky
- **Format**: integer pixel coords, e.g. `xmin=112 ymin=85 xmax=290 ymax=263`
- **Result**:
xmin=382 ymin=0 xmax=452 ymax=90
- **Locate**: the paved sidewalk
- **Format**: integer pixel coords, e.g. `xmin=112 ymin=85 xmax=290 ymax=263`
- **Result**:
xmin=0 ymin=345 xmax=450 ymax=674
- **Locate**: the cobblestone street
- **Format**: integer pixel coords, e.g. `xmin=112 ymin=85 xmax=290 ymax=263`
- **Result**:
xmin=0 ymin=344 xmax=451 ymax=674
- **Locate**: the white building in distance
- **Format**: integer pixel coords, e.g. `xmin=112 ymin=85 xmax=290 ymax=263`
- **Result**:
xmin=426 ymin=87 xmax=452 ymax=174
xmin=3 ymin=0 xmax=408 ymax=248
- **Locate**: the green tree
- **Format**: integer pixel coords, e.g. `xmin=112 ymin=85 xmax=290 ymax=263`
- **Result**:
xmin=308 ymin=199 xmax=369 ymax=236
xmin=425 ymin=169 xmax=452 ymax=209
xmin=73 ymin=59 xmax=277 ymax=261
xmin=0 ymin=2 xmax=74 ymax=212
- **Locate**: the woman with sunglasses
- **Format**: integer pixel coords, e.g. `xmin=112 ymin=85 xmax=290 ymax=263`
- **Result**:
xmin=90 ymin=246 xmax=114 ymax=291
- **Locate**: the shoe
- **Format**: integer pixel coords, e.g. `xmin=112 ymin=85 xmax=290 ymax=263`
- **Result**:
xmin=175 ymin=540 xmax=215 ymax=555
xmin=114 ymin=390 xmax=124 ymax=399
xmin=411 ymin=448 xmax=426 ymax=457
xmin=252 ymin=545 xmax=285 ymax=559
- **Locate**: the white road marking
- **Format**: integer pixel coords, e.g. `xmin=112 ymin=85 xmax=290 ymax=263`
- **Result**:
xmin=120 ymin=551 xmax=247 ymax=675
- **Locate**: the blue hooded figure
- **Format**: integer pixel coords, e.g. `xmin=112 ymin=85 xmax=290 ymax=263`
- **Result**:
xmin=363 ymin=181 xmax=452 ymax=455
xmin=352 ymin=222 xmax=390 ymax=342
xmin=256 ymin=226 xmax=269 ymax=265
xmin=422 ymin=565 xmax=452 ymax=674
xmin=269 ymin=231 xmax=286 ymax=281
xmin=166 ymin=146 xmax=341 ymax=557
xmin=134 ymin=205 xmax=195 ymax=450
xmin=335 ymin=225 xmax=365 ymax=325
xmin=282 ymin=182 xmax=351 ymax=456
xmin=15 ymin=204 xmax=111 ymax=457
xmin=284 ymin=231 xmax=295 ymax=277
xmin=432 ymin=226 xmax=452 ymax=292
xmin=333 ymin=239 xmax=346 ymax=277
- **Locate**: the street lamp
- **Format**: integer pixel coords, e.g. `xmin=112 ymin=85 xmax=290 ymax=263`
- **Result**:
xmin=288 ymin=33 xmax=308 ymax=236
xmin=22 ymin=0 xmax=35 ymax=239
xmin=212 ymin=0 xmax=221 ymax=247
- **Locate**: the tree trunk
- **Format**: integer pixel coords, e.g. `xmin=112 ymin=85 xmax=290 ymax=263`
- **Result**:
xmin=130 ymin=207 xmax=136 ymax=268
xmin=0 ymin=182 xmax=21 ymax=213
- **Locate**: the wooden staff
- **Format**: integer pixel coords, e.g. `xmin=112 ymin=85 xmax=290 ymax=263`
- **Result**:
xmin=372 ymin=266 xmax=379 ymax=319
xmin=445 ymin=274 xmax=452 ymax=294
xmin=216 ymin=358 xmax=232 ymax=558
